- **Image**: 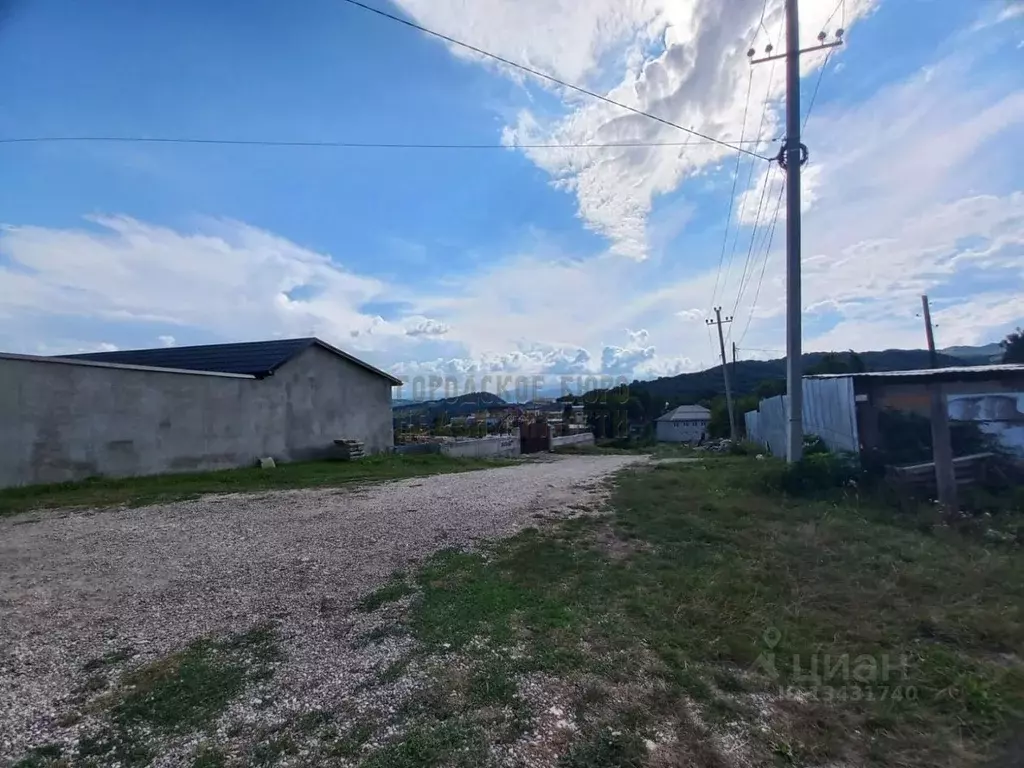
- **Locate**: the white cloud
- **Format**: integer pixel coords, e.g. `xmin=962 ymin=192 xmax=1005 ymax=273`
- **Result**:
xmin=0 ymin=216 xmax=391 ymax=354
xmin=404 ymin=317 xmax=451 ymax=337
xmin=400 ymin=0 xmax=878 ymax=259
xmin=157 ymin=335 xmax=176 ymax=347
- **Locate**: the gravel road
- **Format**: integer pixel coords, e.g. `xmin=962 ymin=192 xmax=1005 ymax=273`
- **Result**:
xmin=0 ymin=454 xmax=642 ymax=763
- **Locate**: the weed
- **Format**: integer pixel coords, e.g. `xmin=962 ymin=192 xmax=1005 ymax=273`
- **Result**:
xmin=12 ymin=744 xmax=63 ymax=768
xmin=357 ymin=579 xmax=415 ymax=613
xmin=190 ymin=743 xmax=227 ymax=768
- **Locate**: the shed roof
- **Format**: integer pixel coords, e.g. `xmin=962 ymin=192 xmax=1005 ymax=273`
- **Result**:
xmin=59 ymin=337 xmax=403 ymax=385
xmin=657 ymin=404 xmax=712 ymax=422
xmin=806 ymin=363 xmax=1023 ymax=385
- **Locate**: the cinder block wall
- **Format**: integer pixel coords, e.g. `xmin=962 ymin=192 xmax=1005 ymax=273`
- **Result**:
xmin=0 ymin=345 xmax=394 ymax=487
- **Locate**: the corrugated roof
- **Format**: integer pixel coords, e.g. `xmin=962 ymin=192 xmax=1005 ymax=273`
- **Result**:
xmin=657 ymin=404 xmax=712 ymax=421
xmin=806 ymin=364 xmax=1024 ymax=381
xmin=58 ymin=337 xmax=403 ymax=384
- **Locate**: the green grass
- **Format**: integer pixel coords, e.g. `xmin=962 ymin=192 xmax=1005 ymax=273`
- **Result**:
xmin=358 ymin=456 xmax=1024 ymax=767
xmin=67 ymin=624 xmax=281 ymax=767
xmin=0 ymin=454 xmax=515 ymax=516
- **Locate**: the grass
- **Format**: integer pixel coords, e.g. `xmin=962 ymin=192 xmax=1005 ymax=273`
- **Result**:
xmin=65 ymin=624 xmax=281 ymax=767
xmin=0 ymin=454 xmax=515 ymax=516
xmin=356 ymin=455 xmax=1024 ymax=767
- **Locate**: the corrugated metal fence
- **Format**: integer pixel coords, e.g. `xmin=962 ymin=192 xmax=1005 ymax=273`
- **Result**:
xmin=745 ymin=377 xmax=860 ymax=460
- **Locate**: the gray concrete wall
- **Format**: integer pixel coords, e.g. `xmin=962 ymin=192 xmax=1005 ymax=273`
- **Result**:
xmin=439 ymin=435 xmax=521 ymax=459
xmin=0 ymin=346 xmax=394 ymax=487
xmin=550 ymin=433 xmax=595 ymax=449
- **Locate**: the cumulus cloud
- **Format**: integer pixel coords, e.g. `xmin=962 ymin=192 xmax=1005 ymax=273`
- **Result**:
xmin=0 ymin=215 xmax=390 ymax=354
xmin=157 ymin=335 xmax=176 ymax=347
xmin=397 ymin=0 xmax=877 ymax=259
xmin=404 ymin=318 xmax=451 ymax=337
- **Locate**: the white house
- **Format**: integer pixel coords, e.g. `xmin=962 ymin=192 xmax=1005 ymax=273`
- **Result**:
xmin=656 ymin=404 xmax=712 ymax=443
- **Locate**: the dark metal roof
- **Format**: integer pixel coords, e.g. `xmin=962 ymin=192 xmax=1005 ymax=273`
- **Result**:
xmin=59 ymin=337 xmax=403 ymax=384
xmin=806 ymin=364 xmax=1024 ymax=384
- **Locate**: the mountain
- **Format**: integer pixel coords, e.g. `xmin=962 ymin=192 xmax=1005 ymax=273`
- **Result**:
xmin=630 ymin=349 xmax=972 ymax=405
xmin=392 ymin=391 xmax=509 ymax=419
xmin=939 ymin=343 xmax=1003 ymax=363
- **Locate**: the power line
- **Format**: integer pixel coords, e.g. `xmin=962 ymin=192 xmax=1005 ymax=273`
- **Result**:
xmin=709 ymin=69 xmax=756 ymax=309
xmin=802 ymin=51 xmax=832 ymax=131
xmin=823 ymin=0 xmax=846 ymax=32
xmin=0 ymin=136 xmax=773 ymax=150
xmin=737 ymin=178 xmax=785 ymax=345
xmin=717 ymin=19 xmax=785 ymax=309
xmin=337 ymin=0 xmax=771 ymax=161
xmin=729 ymin=163 xmax=779 ymax=325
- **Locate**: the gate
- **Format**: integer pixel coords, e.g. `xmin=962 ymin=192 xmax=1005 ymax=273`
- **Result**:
xmin=519 ymin=421 xmax=551 ymax=454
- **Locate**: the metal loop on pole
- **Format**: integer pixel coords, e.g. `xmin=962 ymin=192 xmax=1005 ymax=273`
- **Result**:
xmin=775 ymin=142 xmax=808 ymax=169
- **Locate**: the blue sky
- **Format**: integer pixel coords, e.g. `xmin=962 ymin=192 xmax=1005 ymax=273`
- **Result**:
xmin=1 ymin=0 xmax=1022 ymax=396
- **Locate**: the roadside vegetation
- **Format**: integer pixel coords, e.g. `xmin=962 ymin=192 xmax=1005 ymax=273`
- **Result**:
xmin=352 ymin=454 xmax=1024 ymax=767
xmin=0 ymin=454 xmax=514 ymax=516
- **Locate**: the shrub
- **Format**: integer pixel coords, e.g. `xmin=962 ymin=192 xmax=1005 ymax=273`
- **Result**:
xmin=767 ymin=451 xmax=861 ymax=495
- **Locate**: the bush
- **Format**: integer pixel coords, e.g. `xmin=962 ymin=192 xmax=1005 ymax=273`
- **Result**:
xmin=802 ymin=434 xmax=830 ymax=456
xmin=767 ymin=451 xmax=861 ymax=495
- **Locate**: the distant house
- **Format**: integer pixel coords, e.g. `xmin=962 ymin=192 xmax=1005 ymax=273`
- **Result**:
xmin=656 ymin=405 xmax=712 ymax=443
xmin=0 ymin=337 xmax=402 ymax=487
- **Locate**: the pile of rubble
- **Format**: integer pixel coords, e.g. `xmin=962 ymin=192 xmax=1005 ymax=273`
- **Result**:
xmin=696 ymin=438 xmax=735 ymax=453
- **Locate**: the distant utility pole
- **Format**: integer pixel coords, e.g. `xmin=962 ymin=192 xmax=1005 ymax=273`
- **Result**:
xmin=921 ymin=294 xmax=958 ymax=514
xmin=707 ymin=307 xmax=737 ymax=440
xmin=750 ymin=1 xmax=843 ymax=462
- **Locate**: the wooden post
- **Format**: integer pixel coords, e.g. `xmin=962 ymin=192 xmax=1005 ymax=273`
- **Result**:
xmin=921 ymin=295 xmax=958 ymax=514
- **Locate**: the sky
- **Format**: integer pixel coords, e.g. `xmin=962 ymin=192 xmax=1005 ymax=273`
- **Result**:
xmin=0 ymin=0 xmax=1022 ymax=398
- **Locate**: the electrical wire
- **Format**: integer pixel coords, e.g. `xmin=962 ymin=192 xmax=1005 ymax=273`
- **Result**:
xmin=737 ymin=179 xmax=785 ymax=345
xmin=823 ymin=0 xmax=846 ymax=32
xmin=0 ymin=136 xmax=773 ymax=149
xmin=709 ymin=69 xmax=756 ymax=309
xmin=729 ymin=163 xmax=779 ymax=322
xmin=716 ymin=19 xmax=785 ymax=310
xmin=337 ymin=0 xmax=771 ymax=161
xmin=802 ymin=51 xmax=832 ymax=131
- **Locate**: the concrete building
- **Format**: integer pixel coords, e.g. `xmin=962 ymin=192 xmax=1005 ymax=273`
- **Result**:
xmin=0 ymin=338 xmax=402 ymax=488
xmin=656 ymin=404 xmax=712 ymax=443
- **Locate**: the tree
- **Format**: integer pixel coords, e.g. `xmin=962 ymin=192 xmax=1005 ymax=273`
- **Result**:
xmin=1001 ymin=328 xmax=1024 ymax=363
xmin=806 ymin=350 xmax=867 ymax=376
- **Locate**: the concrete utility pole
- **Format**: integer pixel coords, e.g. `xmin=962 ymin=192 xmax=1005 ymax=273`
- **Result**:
xmin=921 ymin=295 xmax=958 ymax=513
xmin=750 ymin=2 xmax=843 ymax=462
xmin=707 ymin=307 xmax=737 ymax=440
xmin=783 ymin=0 xmax=803 ymax=463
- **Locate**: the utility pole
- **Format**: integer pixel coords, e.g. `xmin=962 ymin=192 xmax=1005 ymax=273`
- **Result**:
xmin=921 ymin=295 xmax=958 ymax=514
xmin=707 ymin=307 xmax=737 ymax=440
xmin=732 ymin=341 xmax=738 ymax=384
xmin=750 ymin=4 xmax=843 ymax=462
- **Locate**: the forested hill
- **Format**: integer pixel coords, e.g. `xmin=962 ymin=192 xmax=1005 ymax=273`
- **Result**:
xmin=631 ymin=349 xmax=970 ymax=404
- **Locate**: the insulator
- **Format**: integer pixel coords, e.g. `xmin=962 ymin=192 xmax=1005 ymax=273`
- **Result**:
xmin=817 ymin=31 xmax=827 ymax=41
xmin=765 ymin=43 xmax=774 ymax=53
xmin=747 ymin=47 xmax=756 ymax=57
xmin=836 ymin=27 xmax=845 ymax=38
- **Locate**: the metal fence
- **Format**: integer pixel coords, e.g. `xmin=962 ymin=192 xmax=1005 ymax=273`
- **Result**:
xmin=745 ymin=377 xmax=860 ymax=460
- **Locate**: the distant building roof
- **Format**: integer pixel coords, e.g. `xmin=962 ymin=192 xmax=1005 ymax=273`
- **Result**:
xmin=806 ymin=364 xmax=1023 ymax=384
xmin=58 ymin=337 xmax=402 ymax=385
xmin=657 ymin=404 xmax=712 ymax=422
